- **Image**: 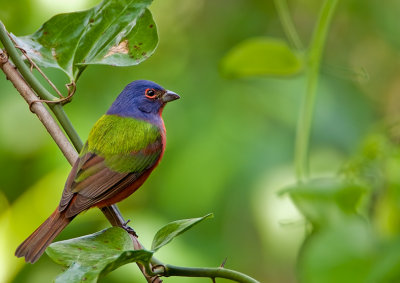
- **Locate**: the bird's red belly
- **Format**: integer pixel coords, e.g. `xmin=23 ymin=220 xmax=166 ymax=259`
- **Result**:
xmin=95 ymin=169 xmax=153 ymax=208
xmin=94 ymin=135 xmax=165 ymax=208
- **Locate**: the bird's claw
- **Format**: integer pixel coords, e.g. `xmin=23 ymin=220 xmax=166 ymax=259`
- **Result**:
xmin=121 ymin=219 xmax=138 ymax=237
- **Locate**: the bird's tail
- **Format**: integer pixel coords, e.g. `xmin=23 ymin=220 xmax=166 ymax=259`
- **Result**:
xmin=15 ymin=208 xmax=72 ymax=263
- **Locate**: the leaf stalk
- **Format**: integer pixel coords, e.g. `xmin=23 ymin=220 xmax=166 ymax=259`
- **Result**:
xmin=274 ymin=0 xmax=304 ymax=50
xmin=294 ymin=0 xmax=338 ymax=181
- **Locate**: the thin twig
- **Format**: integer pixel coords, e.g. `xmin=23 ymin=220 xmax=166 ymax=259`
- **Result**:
xmin=9 ymin=34 xmax=66 ymax=99
xmin=28 ymin=81 xmax=76 ymax=111
xmin=0 ymin=49 xmax=77 ymax=164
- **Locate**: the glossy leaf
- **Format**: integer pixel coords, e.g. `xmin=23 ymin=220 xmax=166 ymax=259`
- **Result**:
xmin=151 ymin=213 xmax=213 ymax=252
xmin=12 ymin=0 xmax=158 ymax=80
xmin=220 ymin=37 xmax=303 ymax=78
xmin=46 ymin=227 xmax=153 ymax=283
xmin=281 ymin=178 xmax=367 ymax=227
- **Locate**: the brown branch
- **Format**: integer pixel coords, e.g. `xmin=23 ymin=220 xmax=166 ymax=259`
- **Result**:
xmin=0 ymin=50 xmax=77 ymax=164
xmin=9 ymin=34 xmax=66 ymax=99
xmin=0 ymin=49 xmax=162 ymax=283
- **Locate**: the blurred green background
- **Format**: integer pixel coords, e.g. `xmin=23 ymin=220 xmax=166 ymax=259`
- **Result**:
xmin=1 ymin=0 xmax=400 ymax=282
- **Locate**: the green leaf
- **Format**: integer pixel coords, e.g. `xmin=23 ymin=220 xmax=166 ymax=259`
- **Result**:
xmin=46 ymin=227 xmax=153 ymax=283
xmin=12 ymin=0 xmax=158 ymax=80
xmin=151 ymin=213 xmax=213 ymax=252
xmin=281 ymin=178 xmax=367 ymax=228
xmin=220 ymin=37 xmax=303 ymax=78
xmin=366 ymin=238 xmax=400 ymax=283
xmin=299 ymin=219 xmax=376 ymax=283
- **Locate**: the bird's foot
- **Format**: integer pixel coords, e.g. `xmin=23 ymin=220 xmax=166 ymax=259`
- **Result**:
xmin=122 ymin=219 xmax=138 ymax=237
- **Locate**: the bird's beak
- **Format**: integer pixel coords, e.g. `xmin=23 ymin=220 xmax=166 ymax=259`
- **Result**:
xmin=162 ymin=90 xmax=180 ymax=103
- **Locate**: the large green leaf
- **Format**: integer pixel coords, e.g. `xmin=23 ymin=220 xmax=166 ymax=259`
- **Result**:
xmin=281 ymin=178 xmax=367 ymax=228
xmin=151 ymin=213 xmax=213 ymax=252
xmin=299 ymin=219 xmax=376 ymax=283
xmin=46 ymin=227 xmax=153 ymax=283
xmin=12 ymin=0 xmax=158 ymax=80
xmin=365 ymin=238 xmax=400 ymax=283
xmin=220 ymin=37 xmax=303 ymax=78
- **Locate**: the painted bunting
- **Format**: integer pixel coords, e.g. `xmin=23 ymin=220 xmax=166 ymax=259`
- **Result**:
xmin=15 ymin=80 xmax=180 ymax=263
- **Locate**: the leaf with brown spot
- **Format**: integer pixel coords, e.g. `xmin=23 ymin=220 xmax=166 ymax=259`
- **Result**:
xmin=11 ymin=0 xmax=158 ymax=81
xmin=104 ymin=40 xmax=129 ymax=58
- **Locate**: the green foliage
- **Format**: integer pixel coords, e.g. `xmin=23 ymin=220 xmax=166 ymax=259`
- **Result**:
xmin=287 ymin=133 xmax=400 ymax=283
xmin=220 ymin=37 xmax=303 ymax=78
xmin=47 ymin=215 xmax=212 ymax=282
xmin=281 ymin=178 xmax=375 ymax=282
xmin=151 ymin=213 xmax=213 ymax=251
xmin=47 ymin=227 xmax=153 ymax=283
xmin=299 ymin=218 xmax=376 ymax=283
xmin=12 ymin=0 xmax=157 ymax=81
xmin=218 ymin=0 xmax=400 ymax=282
xmin=366 ymin=239 xmax=400 ymax=283
xmin=282 ymin=178 xmax=367 ymax=228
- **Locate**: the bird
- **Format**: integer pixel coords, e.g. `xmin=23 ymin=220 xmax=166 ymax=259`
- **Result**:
xmin=15 ymin=80 xmax=180 ymax=263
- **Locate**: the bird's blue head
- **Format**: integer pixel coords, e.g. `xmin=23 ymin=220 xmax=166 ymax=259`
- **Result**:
xmin=107 ymin=80 xmax=180 ymax=125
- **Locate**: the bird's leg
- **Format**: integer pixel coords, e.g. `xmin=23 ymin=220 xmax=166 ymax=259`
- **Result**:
xmin=122 ymin=219 xmax=138 ymax=237
xmin=100 ymin=205 xmax=137 ymax=236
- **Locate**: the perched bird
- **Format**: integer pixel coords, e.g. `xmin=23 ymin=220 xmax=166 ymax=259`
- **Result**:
xmin=15 ymin=80 xmax=180 ymax=263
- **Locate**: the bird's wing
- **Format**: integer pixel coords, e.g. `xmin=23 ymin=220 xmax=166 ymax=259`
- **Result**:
xmin=58 ymin=115 xmax=164 ymax=218
xmin=59 ymin=138 xmax=162 ymax=217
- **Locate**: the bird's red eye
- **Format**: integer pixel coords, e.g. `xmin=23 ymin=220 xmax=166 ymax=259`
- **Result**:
xmin=145 ymin=88 xmax=157 ymax=99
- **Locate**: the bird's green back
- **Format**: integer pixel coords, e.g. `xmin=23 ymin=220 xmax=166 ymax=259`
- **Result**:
xmin=80 ymin=114 xmax=162 ymax=173
xmin=87 ymin=114 xmax=161 ymax=156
